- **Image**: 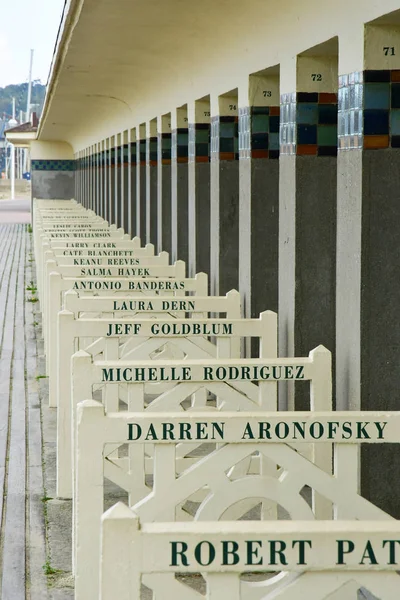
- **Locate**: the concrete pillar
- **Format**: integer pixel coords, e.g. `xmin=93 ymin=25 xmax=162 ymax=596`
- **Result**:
xmin=81 ymin=152 xmax=83 ymax=205
xmin=95 ymin=144 xmax=98 ymax=212
xmin=89 ymin=147 xmax=93 ymax=209
xmin=87 ymin=148 xmax=91 ymax=209
xmin=81 ymin=150 xmax=84 ymax=207
xmin=171 ymin=106 xmax=189 ymax=264
xmin=75 ymin=152 xmax=80 ymax=203
xmin=279 ymin=45 xmax=338 ymax=411
xmin=74 ymin=153 xmax=77 ymax=202
xmin=114 ymin=134 xmax=120 ymax=227
xmin=104 ymin=139 xmax=109 ymax=222
xmin=138 ymin=124 xmax=146 ymax=241
xmin=78 ymin=152 xmax=81 ymax=206
xmin=147 ymin=120 xmax=158 ymax=245
xmin=188 ymin=98 xmax=211 ymax=278
xmin=87 ymin=148 xmax=90 ymax=209
xmin=99 ymin=141 xmax=104 ymax=219
xmin=82 ymin=149 xmax=86 ymax=208
xmin=122 ymin=131 xmax=129 ymax=231
xmin=157 ymin=114 xmax=172 ymax=255
xmin=101 ymin=143 xmax=105 ymax=218
xmin=91 ymin=144 xmax=95 ymax=211
xmin=108 ymin=138 xmax=114 ymax=224
xmin=90 ymin=145 xmax=94 ymax=211
xmin=86 ymin=147 xmax=89 ymax=209
xmin=337 ymin=23 xmax=400 ymax=518
xmin=85 ymin=148 xmax=90 ymax=208
xmin=86 ymin=150 xmax=89 ymax=207
xmin=118 ymin=132 xmax=123 ymax=228
xmin=96 ymin=143 xmax=100 ymax=216
xmin=130 ymin=128 xmax=137 ymax=236
xmin=82 ymin=151 xmax=85 ymax=206
xmin=210 ymin=91 xmax=240 ymax=296
xmin=94 ymin=142 xmax=100 ymax=215
xmin=239 ymin=72 xmax=280 ymax=335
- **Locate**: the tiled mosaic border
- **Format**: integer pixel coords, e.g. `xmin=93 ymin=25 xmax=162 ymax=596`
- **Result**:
xmin=280 ymin=93 xmax=338 ymax=157
xmin=211 ymin=116 xmax=239 ymax=161
xmin=239 ymin=106 xmax=280 ymax=159
xmin=123 ymin=144 xmax=130 ymax=166
xmin=339 ymin=69 xmax=400 ymax=150
xmin=158 ymin=133 xmax=172 ymax=165
xmin=147 ymin=137 xmax=158 ymax=167
xmin=31 ymin=159 xmax=75 ymax=172
xmin=171 ymin=128 xmax=189 ymax=164
xmin=188 ymin=123 xmax=210 ymax=163
xmin=109 ymin=147 xmax=116 ymax=167
xmin=139 ymin=140 xmax=146 ymax=166
xmin=131 ymin=143 xmax=137 ymax=166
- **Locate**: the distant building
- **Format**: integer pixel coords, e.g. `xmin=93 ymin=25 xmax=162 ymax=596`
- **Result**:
xmin=4 ymin=113 xmax=39 ymax=178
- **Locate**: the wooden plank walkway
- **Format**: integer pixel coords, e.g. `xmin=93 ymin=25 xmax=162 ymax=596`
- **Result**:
xmin=0 ymin=200 xmax=31 ymax=225
xmin=0 ymin=224 xmax=48 ymax=600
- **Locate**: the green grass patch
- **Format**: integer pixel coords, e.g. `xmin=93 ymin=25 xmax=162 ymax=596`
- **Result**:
xmin=27 ymin=297 xmax=39 ymax=303
xmin=42 ymin=561 xmax=62 ymax=577
xmin=26 ymin=224 xmax=32 ymax=234
xmin=35 ymin=375 xmax=47 ymax=381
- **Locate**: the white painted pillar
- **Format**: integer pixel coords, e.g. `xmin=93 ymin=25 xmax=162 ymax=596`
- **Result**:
xmin=100 ymin=503 xmax=141 ymax=600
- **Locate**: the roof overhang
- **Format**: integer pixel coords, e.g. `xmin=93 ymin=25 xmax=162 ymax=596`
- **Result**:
xmin=5 ymin=130 xmax=37 ymax=148
xmin=38 ymin=0 xmax=282 ymax=151
xmin=39 ymin=0 xmax=398 ymax=152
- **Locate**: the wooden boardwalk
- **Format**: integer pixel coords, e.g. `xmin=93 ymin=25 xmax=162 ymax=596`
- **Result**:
xmin=0 ymin=200 xmax=31 ymax=225
xmin=0 ymin=225 xmax=48 ymax=600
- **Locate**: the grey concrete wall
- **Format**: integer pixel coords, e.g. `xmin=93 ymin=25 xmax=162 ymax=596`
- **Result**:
xmin=337 ymin=149 xmax=400 ymax=519
xmin=104 ymin=166 xmax=109 ymax=222
xmin=251 ymin=160 xmax=279 ymax=319
xmin=97 ymin=168 xmax=102 ymax=217
xmin=210 ymin=159 xmax=219 ymax=295
xmin=171 ymin=161 xmax=178 ymax=261
xmin=295 ymin=157 xmax=337 ymax=411
xmin=32 ymin=171 xmax=74 ymax=200
xmin=240 ymin=159 xmax=279 ymax=357
xmin=123 ymin=166 xmax=129 ymax=231
xmin=239 ymin=159 xmax=251 ymax=319
xmin=161 ymin=165 xmax=172 ymax=255
xmin=130 ymin=166 xmax=137 ymax=235
xmin=360 ymin=149 xmax=400 ymax=518
xmin=140 ymin=165 xmax=146 ymax=242
xmin=188 ymin=161 xmax=196 ymax=276
xmin=149 ymin=166 xmax=158 ymax=246
xmin=195 ymin=163 xmax=211 ymax=278
xmin=219 ymin=161 xmax=239 ymax=296
xmin=177 ymin=164 xmax=189 ymax=265
xmin=116 ymin=165 xmax=122 ymax=227
xmin=110 ymin=168 xmax=116 ymax=225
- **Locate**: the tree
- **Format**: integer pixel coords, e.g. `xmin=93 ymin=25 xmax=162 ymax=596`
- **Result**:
xmin=0 ymin=82 xmax=46 ymax=121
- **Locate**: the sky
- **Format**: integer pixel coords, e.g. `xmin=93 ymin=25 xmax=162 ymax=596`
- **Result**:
xmin=0 ymin=0 xmax=66 ymax=88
